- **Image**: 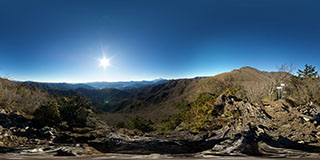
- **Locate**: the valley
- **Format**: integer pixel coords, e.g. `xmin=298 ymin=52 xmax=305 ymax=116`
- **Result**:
xmin=0 ymin=66 xmax=319 ymax=158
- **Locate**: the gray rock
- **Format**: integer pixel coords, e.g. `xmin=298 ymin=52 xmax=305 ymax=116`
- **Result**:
xmin=40 ymin=126 xmax=56 ymax=140
xmin=54 ymin=148 xmax=76 ymax=156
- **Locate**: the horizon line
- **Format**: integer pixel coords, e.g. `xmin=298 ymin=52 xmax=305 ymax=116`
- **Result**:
xmin=4 ymin=66 xmax=290 ymax=84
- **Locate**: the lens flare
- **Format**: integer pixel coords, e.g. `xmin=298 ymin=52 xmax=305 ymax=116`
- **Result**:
xmin=98 ymin=56 xmax=111 ymax=69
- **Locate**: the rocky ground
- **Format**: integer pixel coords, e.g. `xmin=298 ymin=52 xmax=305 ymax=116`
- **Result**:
xmin=0 ymin=95 xmax=320 ymax=159
xmin=2 ymin=154 xmax=320 ymax=160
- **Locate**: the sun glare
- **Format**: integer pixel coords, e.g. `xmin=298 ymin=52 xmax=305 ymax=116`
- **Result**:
xmin=98 ymin=56 xmax=111 ymax=69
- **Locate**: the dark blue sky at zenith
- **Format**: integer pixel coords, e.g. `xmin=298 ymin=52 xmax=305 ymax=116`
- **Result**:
xmin=0 ymin=0 xmax=320 ymax=82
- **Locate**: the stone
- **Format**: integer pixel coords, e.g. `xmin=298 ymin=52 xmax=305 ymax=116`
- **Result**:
xmin=303 ymin=117 xmax=310 ymax=122
xmin=40 ymin=127 xmax=56 ymax=140
xmin=0 ymin=95 xmax=318 ymax=158
xmin=54 ymin=149 xmax=76 ymax=156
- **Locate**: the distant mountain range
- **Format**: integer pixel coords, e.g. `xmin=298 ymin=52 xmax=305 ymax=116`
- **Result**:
xmin=85 ymin=78 xmax=168 ymax=90
xmin=21 ymin=67 xmax=280 ymax=115
xmin=21 ymin=78 xmax=168 ymax=91
xmin=94 ymin=66 xmax=285 ymax=116
xmin=15 ymin=67 xmax=290 ymax=122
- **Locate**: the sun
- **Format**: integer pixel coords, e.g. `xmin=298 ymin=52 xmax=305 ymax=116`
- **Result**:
xmin=98 ymin=56 xmax=111 ymax=69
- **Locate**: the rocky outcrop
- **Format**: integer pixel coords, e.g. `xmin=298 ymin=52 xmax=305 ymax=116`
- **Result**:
xmin=0 ymin=109 xmax=100 ymax=156
xmin=88 ymin=131 xmax=221 ymax=154
xmin=0 ymin=95 xmax=319 ymax=158
xmin=83 ymin=95 xmax=320 ymax=158
xmin=202 ymin=95 xmax=320 ymax=157
xmin=0 ymin=110 xmax=53 ymax=148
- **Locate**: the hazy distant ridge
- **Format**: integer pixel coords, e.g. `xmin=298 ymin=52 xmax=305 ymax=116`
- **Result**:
xmin=86 ymin=78 xmax=168 ymax=90
xmin=21 ymin=78 xmax=168 ymax=91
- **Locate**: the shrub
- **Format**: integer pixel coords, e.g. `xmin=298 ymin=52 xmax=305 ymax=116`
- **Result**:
xmin=289 ymin=76 xmax=320 ymax=105
xmin=242 ymin=83 xmax=264 ymax=105
xmin=155 ymin=100 xmax=190 ymax=133
xmin=0 ymin=79 xmax=50 ymax=114
xmin=155 ymin=93 xmax=241 ymax=133
xmin=288 ymin=65 xmax=320 ymax=105
xmin=222 ymin=85 xmax=246 ymax=99
xmin=58 ymin=96 xmax=92 ymax=128
xmin=156 ymin=114 xmax=183 ymax=133
xmin=33 ymin=101 xmax=61 ymax=126
xmin=33 ymin=95 xmax=93 ymax=129
xmin=182 ymin=93 xmax=222 ymax=132
xmin=116 ymin=121 xmax=125 ymax=128
xmin=117 ymin=116 xmax=154 ymax=132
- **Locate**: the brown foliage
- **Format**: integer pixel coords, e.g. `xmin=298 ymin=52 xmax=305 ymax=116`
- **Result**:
xmin=0 ymin=78 xmax=50 ymax=114
xmin=289 ymin=77 xmax=320 ymax=105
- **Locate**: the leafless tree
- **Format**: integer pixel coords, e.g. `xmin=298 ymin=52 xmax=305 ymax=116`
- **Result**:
xmin=264 ymin=64 xmax=295 ymax=100
xmin=0 ymin=78 xmax=50 ymax=113
xmin=243 ymin=82 xmax=264 ymax=105
xmin=276 ymin=63 xmax=295 ymax=83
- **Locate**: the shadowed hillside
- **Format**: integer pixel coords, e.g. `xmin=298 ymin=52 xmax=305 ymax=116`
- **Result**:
xmin=0 ymin=66 xmax=320 ymax=158
xmin=98 ymin=67 xmax=292 ymax=123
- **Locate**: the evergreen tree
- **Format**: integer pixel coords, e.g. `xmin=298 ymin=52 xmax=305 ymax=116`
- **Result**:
xmin=297 ymin=64 xmax=318 ymax=78
xmin=58 ymin=96 xmax=92 ymax=128
xmin=33 ymin=101 xmax=61 ymax=126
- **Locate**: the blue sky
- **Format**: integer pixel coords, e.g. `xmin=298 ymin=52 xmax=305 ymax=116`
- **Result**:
xmin=0 ymin=0 xmax=320 ymax=82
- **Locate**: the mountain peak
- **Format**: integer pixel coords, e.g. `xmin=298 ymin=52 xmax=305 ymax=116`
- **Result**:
xmin=239 ymin=66 xmax=259 ymax=71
